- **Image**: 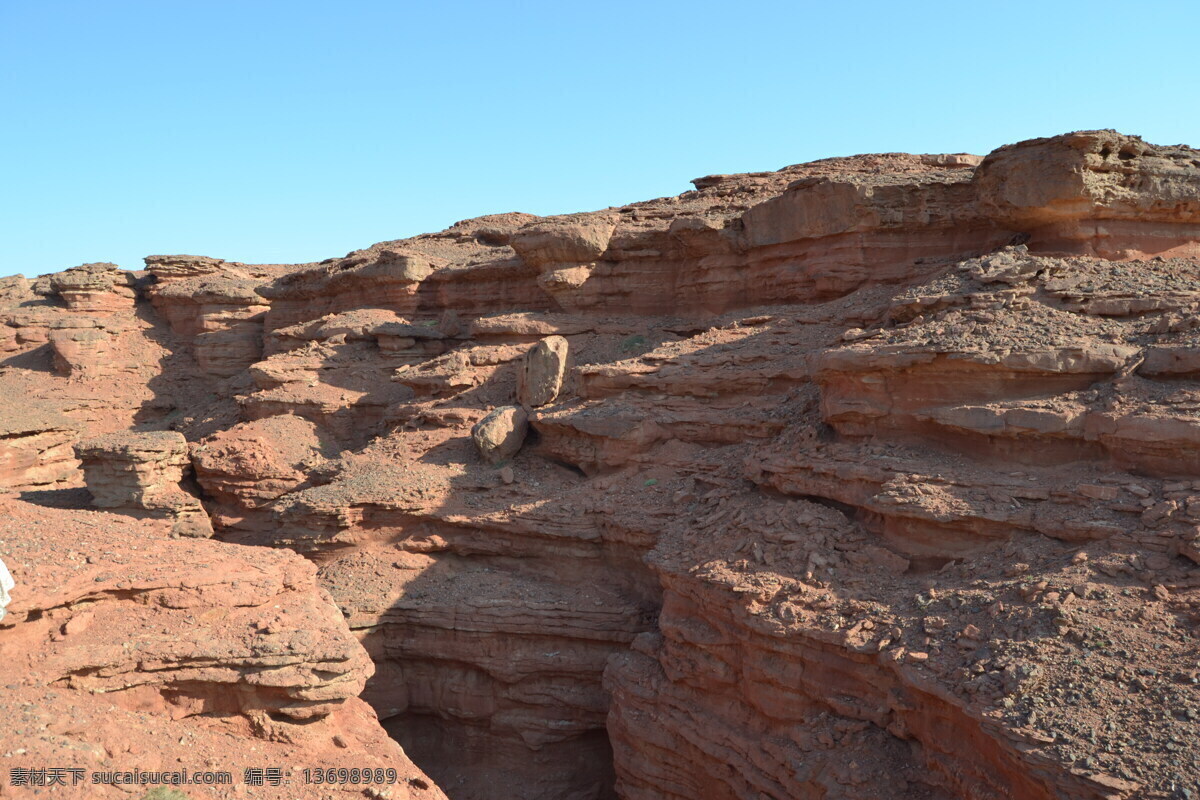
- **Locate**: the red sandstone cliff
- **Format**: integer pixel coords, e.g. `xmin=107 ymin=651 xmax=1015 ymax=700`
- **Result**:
xmin=2 ymin=129 xmax=1200 ymax=799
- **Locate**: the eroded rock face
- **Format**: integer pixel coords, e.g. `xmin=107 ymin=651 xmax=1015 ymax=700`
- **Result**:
xmin=145 ymin=260 xmax=274 ymax=379
xmin=47 ymin=262 xmax=137 ymax=312
xmin=145 ymin=253 xmax=249 ymax=280
xmin=0 ymin=498 xmax=444 ymax=800
xmin=975 ymin=130 xmax=1200 ymax=259
xmin=509 ymin=217 xmax=617 ymax=268
xmin=75 ymin=431 xmax=214 ymax=537
xmin=0 ymin=396 xmax=79 ymax=490
xmin=5 ymin=130 xmax=1200 ymax=800
xmin=261 ymin=248 xmax=439 ymax=330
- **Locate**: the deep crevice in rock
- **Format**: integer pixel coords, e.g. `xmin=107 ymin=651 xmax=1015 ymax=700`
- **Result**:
xmin=386 ymin=713 xmax=617 ymax=800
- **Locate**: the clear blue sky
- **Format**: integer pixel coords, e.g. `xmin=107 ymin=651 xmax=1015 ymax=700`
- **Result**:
xmin=2 ymin=0 xmax=1196 ymax=277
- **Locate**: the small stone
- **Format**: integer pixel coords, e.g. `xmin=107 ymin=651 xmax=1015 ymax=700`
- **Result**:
xmin=1079 ymin=484 xmax=1119 ymax=501
xmin=499 ymin=466 xmax=515 ymax=485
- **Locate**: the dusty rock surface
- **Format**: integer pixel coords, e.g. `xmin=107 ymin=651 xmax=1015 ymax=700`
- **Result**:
xmin=0 ymin=496 xmax=443 ymax=799
xmin=3 ymin=129 xmax=1200 ymax=799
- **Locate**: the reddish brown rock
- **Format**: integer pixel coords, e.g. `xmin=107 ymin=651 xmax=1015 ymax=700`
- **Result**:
xmin=3 ymin=130 xmax=1200 ymax=800
xmin=509 ymin=216 xmax=617 ymax=268
xmin=47 ymin=262 xmax=137 ymax=312
xmin=975 ymin=130 xmax=1200 ymax=259
xmin=146 ymin=277 xmax=271 ymax=379
xmin=75 ymin=431 xmax=214 ymax=538
xmin=144 ymin=253 xmax=252 ymax=280
xmin=0 ymin=395 xmax=78 ymax=489
xmin=517 ymin=335 xmax=569 ymax=407
xmin=261 ymin=248 xmax=438 ymax=330
xmin=471 ymin=405 xmax=529 ymax=464
xmin=0 ymin=498 xmax=443 ymax=799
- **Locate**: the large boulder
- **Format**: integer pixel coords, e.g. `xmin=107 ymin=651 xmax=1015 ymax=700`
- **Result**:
xmin=472 ymin=405 xmax=529 ymax=464
xmin=518 ymin=335 xmax=569 ymax=407
xmin=509 ymin=216 xmax=616 ymax=268
xmin=75 ymin=431 xmax=214 ymax=538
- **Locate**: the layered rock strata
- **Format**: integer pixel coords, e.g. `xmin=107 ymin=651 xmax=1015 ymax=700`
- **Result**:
xmin=75 ymin=431 xmax=214 ymax=538
xmin=2 ymin=130 xmax=1200 ymax=800
xmin=0 ymin=497 xmax=443 ymax=799
xmin=0 ymin=396 xmax=78 ymax=490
